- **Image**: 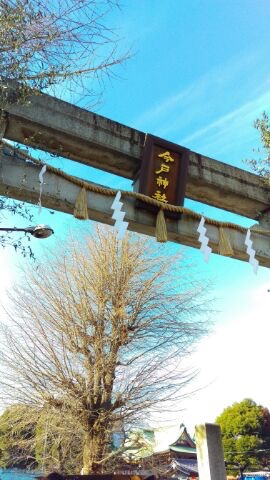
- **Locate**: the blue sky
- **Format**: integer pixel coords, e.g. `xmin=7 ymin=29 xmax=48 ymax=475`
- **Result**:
xmin=1 ymin=0 xmax=270 ymax=433
xmin=101 ymin=0 xmax=270 ymax=165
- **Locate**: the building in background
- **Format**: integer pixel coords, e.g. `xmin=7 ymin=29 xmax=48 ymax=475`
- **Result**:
xmin=122 ymin=424 xmax=198 ymax=479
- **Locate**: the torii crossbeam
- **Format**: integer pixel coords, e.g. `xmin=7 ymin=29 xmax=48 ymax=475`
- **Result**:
xmin=0 ymin=80 xmax=269 ymax=266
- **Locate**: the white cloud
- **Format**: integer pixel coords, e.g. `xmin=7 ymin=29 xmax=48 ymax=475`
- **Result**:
xmin=131 ymin=47 xmax=270 ymax=167
xmin=180 ymin=89 xmax=270 ymax=148
xmin=180 ymin=282 xmax=270 ymax=434
xmin=133 ymin=48 xmax=266 ymax=135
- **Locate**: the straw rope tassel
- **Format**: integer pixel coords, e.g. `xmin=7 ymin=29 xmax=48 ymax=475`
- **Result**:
xmin=3 ymin=141 xmax=270 ymax=243
xmin=218 ymin=227 xmax=234 ymax=256
xmin=156 ymin=208 xmax=168 ymax=243
xmin=74 ymin=187 xmax=89 ymax=220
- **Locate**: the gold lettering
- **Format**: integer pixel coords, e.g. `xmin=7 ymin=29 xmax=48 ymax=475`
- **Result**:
xmin=158 ymin=151 xmax=175 ymax=163
xmin=152 ymin=190 xmax=168 ymax=203
xmin=156 ymin=176 xmax=169 ymax=189
xmin=155 ymin=163 xmax=170 ymax=174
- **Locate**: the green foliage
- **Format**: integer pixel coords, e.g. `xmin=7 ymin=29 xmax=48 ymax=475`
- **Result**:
xmin=216 ymin=399 xmax=270 ymax=472
xmin=0 ymin=405 xmax=83 ymax=473
xmin=0 ymin=404 xmax=38 ymax=469
xmin=255 ymin=112 xmax=270 ymax=151
xmin=35 ymin=408 xmax=83 ymax=473
xmin=248 ymin=111 xmax=270 ymax=182
xmin=216 ymin=399 xmax=262 ymax=437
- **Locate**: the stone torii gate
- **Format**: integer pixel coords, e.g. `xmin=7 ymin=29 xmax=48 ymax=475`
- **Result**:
xmin=1 ymin=82 xmax=269 ymax=477
xmin=0 ymin=80 xmax=269 ymax=267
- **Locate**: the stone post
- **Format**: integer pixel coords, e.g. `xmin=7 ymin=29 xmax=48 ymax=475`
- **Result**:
xmin=195 ymin=423 xmax=227 ymax=480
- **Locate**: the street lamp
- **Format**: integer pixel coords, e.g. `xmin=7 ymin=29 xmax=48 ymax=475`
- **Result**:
xmin=0 ymin=224 xmax=54 ymax=239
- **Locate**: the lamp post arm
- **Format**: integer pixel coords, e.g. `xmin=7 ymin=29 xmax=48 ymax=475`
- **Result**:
xmin=0 ymin=227 xmax=30 ymax=233
xmin=0 ymin=225 xmax=54 ymax=238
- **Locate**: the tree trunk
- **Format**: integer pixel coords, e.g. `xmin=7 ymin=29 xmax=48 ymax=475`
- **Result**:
xmin=82 ymin=427 xmax=108 ymax=474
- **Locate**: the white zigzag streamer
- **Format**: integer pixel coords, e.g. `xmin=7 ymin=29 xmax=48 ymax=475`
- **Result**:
xmin=245 ymin=229 xmax=259 ymax=274
xmin=197 ymin=216 xmax=212 ymax=263
xmin=111 ymin=191 xmax=128 ymax=240
xmin=38 ymin=164 xmax=47 ymax=214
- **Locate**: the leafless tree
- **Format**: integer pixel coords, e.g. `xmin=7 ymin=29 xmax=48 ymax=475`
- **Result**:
xmin=0 ymin=227 xmax=210 ymax=473
xmin=0 ymin=0 xmax=130 ymax=104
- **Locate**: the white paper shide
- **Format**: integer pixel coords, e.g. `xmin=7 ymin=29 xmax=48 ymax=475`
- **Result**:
xmin=197 ymin=216 xmax=212 ymax=263
xmin=245 ymin=228 xmax=259 ymax=274
xmin=111 ymin=191 xmax=128 ymax=240
xmin=38 ymin=164 xmax=47 ymax=214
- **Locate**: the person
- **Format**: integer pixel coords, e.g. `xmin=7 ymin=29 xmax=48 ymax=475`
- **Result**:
xmin=44 ymin=473 xmax=64 ymax=480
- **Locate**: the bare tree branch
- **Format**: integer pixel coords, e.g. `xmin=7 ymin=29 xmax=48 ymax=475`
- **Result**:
xmin=0 ymin=227 xmax=211 ymax=473
xmin=0 ymin=0 xmax=130 ymax=105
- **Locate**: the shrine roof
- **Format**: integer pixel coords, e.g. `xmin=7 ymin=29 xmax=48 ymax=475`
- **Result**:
xmin=170 ymin=445 xmax=196 ymax=454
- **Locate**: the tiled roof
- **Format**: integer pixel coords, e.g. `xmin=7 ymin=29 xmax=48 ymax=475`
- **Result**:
xmin=171 ymin=458 xmax=198 ymax=475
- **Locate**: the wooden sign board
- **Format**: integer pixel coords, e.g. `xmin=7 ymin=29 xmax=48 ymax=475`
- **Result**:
xmin=136 ymin=134 xmax=189 ymax=217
